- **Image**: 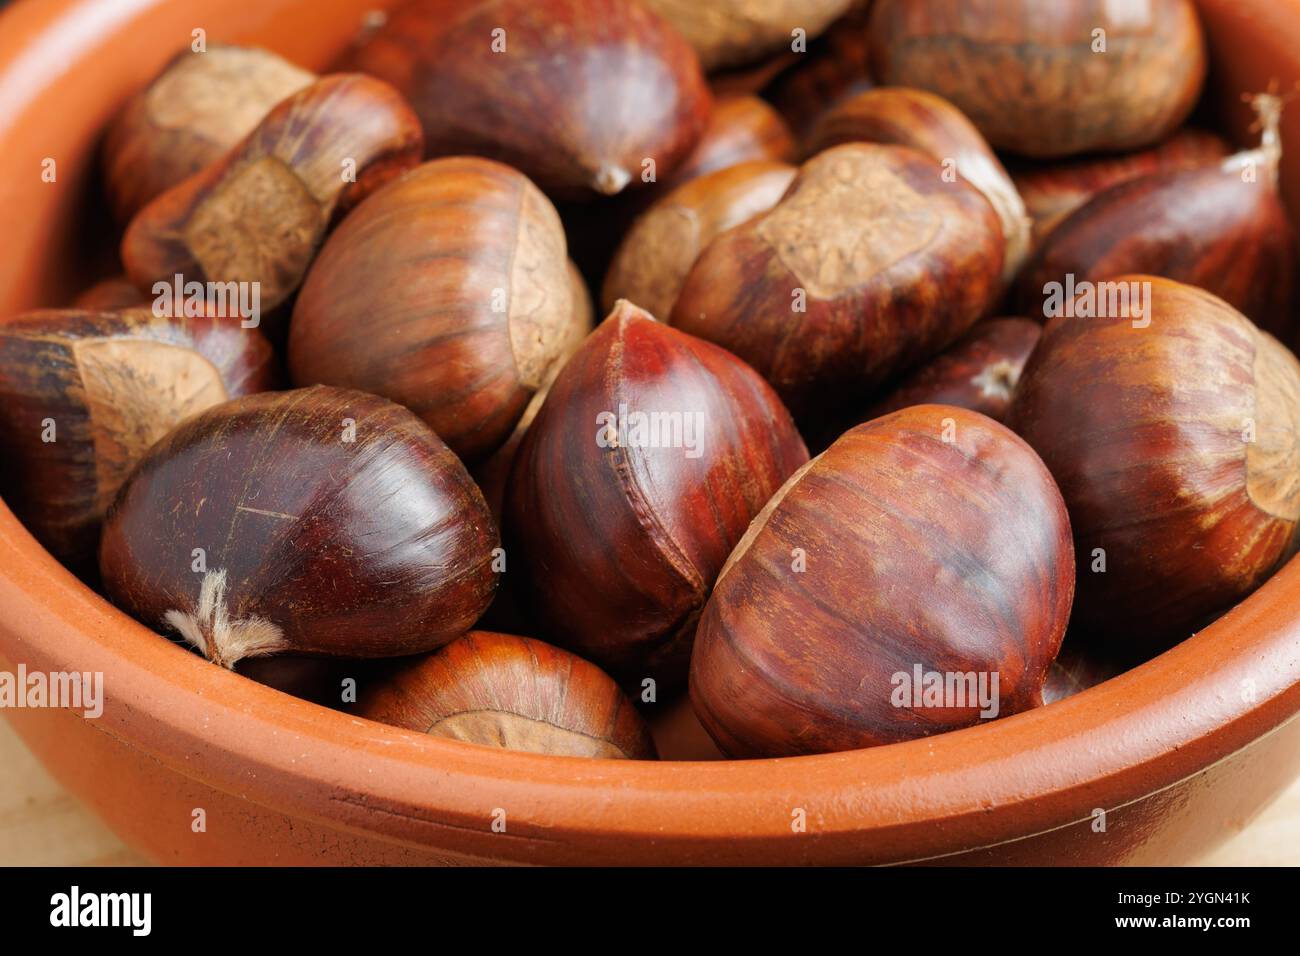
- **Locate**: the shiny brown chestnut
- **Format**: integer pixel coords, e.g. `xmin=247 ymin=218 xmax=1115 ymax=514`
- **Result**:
xmin=99 ymin=386 xmax=499 ymax=668
xmin=1011 ymin=128 xmax=1231 ymax=244
xmin=505 ymin=300 xmax=809 ymax=684
xmin=101 ymin=44 xmax=315 ymax=223
xmin=346 ymin=0 xmax=711 ymax=199
xmin=354 ymin=632 xmax=657 ymax=759
xmin=690 ymin=404 xmax=1075 ymax=758
xmin=121 ymin=73 xmax=424 ymax=312
xmin=863 ymin=318 xmax=1042 ymax=424
xmin=868 ymin=0 xmax=1207 ymax=158
xmin=670 ymin=143 xmax=1004 ymax=417
xmin=289 ymin=158 xmax=581 ymax=464
xmin=1016 ymin=95 xmax=1295 ymax=334
xmin=808 ymin=86 xmax=1031 ymax=281
xmin=642 ymin=0 xmax=854 ymax=71
xmin=1006 ymin=276 xmax=1300 ymax=649
xmin=0 ymin=309 xmax=275 ymax=567
xmin=602 ymin=160 xmax=797 ymax=320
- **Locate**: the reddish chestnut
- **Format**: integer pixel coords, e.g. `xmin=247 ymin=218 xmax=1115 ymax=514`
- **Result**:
xmin=671 ymin=143 xmax=1004 ymax=417
xmin=808 ymin=87 xmax=1032 ymax=281
xmin=122 ymin=73 xmax=424 ymax=312
xmin=1011 ymin=128 xmax=1231 ymax=244
xmin=602 ymin=160 xmax=797 ymax=320
xmin=0 ymin=309 xmax=274 ymax=567
xmin=346 ymin=0 xmax=711 ymax=199
xmin=505 ymin=300 xmax=809 ymax=683
xmin=99 ymin=386 xmax=499 ymax=668
xmin=1006 ymin=276 xmax=1300 ymax=648
xmin=102 ymin=44 xmax=315 ymax=223
xmin=1016 ymin=95 xmax=1295 ymax=334
xmin=868 ymin=0 xmax=1206 ymax=158
xmin=289 ymin=157 xmax=581 ymax=464
xmin=690 ymin=404 xmax=1075 ymax=757
xmin=355 ymin=632 xmax=657 ymax=759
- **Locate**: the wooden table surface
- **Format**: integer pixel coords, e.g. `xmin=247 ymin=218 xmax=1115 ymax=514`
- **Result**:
xmin=0 ymin=714 xmax=1296 ymax=866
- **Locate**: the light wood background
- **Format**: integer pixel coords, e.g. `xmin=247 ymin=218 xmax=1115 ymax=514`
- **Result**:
xmin=0 ymin=715 xmax=1295 ymax=866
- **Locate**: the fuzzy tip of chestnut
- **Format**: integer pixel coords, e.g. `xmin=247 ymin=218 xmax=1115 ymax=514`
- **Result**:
xmin=345 ymin=0 xmax=713 ymax=200
xmin=99 ymin=386 xmax=499 ymax=669
xmin=690 ymin=404 xmax=1075 ymax=758
xmin=1006 ymin=275 xmax=1300 ymax=648
xmin=354 ymin=632 xmax=657 ymax=760
xmin=504 ymin=299 xmax=809 ymax=685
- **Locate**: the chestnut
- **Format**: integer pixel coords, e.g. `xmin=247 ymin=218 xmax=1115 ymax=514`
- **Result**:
xmin=665 ymin=95 xmax=797 ymax=189
xmin=670 ymin=143 xmax=1004 ymax=417
xmin=288 ymin=157 xmax=581 ymax=464
xmin=868 ymin=0 xmax=1207 ymax=158
xmin=1011 ymin=128 xmax=1231 ymax=245
xmin=808 ymin=86 xmax=1032 ymax=281
xmin=1006 ymin=275 xmax=1300 ymax=649
xmin=354 ymin=632 xmax=657 ymax=759
xmin=690 ymin=404 xmax=1075 ymax=758
xmin=642 ymin=0 xmax=854 ymax=71
xmin=1016 ymin=95 xmax=1295 ymax=335
xmin=862 ymin=318 xmax=1042 ymax=424
xmin=102 ymin=44 xmax=315 ymax=222
xmin=99 ymin=386 xmax=499 ymax=668
xmin=505 ymin=300 xmax=809 ymax=684
xmin=346 ymin=0 xmax=711 ymax=199
xmin=0 ymin=309 xmax=275 ymax=567
xmin=601 ymin=160 xmax=797 ymax=320
xmin=121 ymin=73 xmax=424 ymax=312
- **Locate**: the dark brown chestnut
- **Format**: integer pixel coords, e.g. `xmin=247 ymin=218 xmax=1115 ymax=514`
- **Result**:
xmin=868 ymin=0 xmax=1207 ymax=158
xmin=121 ymin=73 xmax=424 ymax=313
xmin=602 ymin=159 xmax=797 ymax=320
xmin=101 ymin=44 xmax=315 ymax=223
xmin=1016 ymin=95 xmax=1295 ymax=335
xmin=346 ymin=0 xmax=711 ymax=199
xmin=690 ymin=404 xmax=1075 ymax=757
xmin=808 ymin=86 xmax=1032 ymax=281
xmin=1007 ymin=275 xmax=1300 ymax=649
xmin=99 ymin=386 xmax=499 ymax=668
xmin=1011 ymin=128 xmax=1231 ymax=245
xmin=0 ymin=309 xmax=275 ymax=567
xmin=289 ymin=157 xmax=582 ymax=464
xmin=670 ymin=143 xmax=1004 ymax=417
xmin=505 ymin=300 xmax=809 ymax=684
xmin=354 ymin=632 xmax=657 ymax=759
xmin=863 ymin=318 xmax=1042 ymax=424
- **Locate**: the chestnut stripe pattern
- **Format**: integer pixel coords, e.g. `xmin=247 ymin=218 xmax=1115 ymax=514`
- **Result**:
xmin=690 ymin=405 xmax=1074 ymax=757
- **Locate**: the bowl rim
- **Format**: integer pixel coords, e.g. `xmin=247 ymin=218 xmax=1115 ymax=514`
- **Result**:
xmin=2 ymin=0 xmax=1300 ymax=865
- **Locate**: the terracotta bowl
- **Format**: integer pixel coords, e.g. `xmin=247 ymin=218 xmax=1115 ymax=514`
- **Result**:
xmin=2 ymin=0 xmax=1300 ymax=866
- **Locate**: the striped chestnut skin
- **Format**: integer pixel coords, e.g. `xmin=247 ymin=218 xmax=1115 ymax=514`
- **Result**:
xmin=868 ymin=0 xmax=1206 ymax=159
xmin=1006 ymin=276 xmax=1300 ymax=649
xmin=355 ymin=632 xmax=657 ymax=760
xmin=504 ymin=301 xmax=809 ymax=685
xmin=670 ymin=143 xmax=1003 ymax=419
xmin=0 ymin=308 xmax=275 ymax=568
xmin=345 ymin=0 xmax=711 ymax=200
xmin=289 ymin=158 xmax=580 ymax=464
xmin=690 ymin=404 xmax=1074 ymax=758
xmin=99 ymin=386 xmax=499 ymax=669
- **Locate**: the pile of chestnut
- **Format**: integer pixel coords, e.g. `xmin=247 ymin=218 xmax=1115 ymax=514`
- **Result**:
xmin=1 ymin=0 xmax=1297 ymax=761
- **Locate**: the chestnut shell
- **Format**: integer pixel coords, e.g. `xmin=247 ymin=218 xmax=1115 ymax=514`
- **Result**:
xmin=1006 ymin=276 xmax=1300 ymax=648
xmin=504 ymin=301 xmax=809 ymax=684
xmin=99 ymin=386 xmax=499 ymax=667
xmin=690 ymin=404 xmax=1075 ymax=757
